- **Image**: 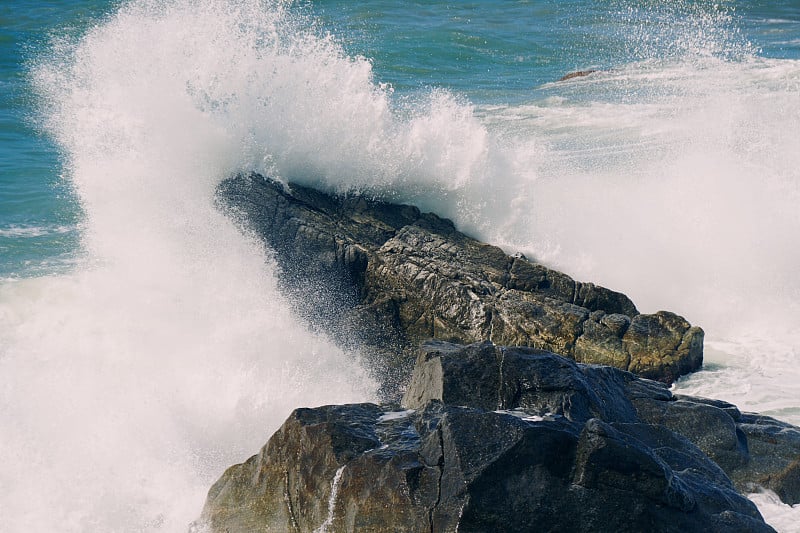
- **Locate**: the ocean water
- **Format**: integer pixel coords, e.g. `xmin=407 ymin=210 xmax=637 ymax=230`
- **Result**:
xmin=1 ymin=0 xmax=799 ymax=531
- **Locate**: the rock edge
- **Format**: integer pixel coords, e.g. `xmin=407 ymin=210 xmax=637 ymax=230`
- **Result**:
xmin=218 ymin=173 xmax=704 ymax=394
xmin=198 ymin=341 xmax=800 ymax=533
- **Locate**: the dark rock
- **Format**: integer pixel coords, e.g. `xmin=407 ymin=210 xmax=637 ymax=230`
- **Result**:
xmin=632 ymin=392 xmax=800 ymax=505
xmin=558 ymin=69 xmax=599 ymax=81
xmin=217 ymin=173 xmax=703 ymax=395
xmin=735 ymin=412 xmax=800 ymax=504
xmin=199 ymin=342 xmax=781 ymax=532
xmin=404 ymin=341 xmax=800 ymax=507
xmin=402 ymin=340 xmax=641 ymax=424
xmin=765 ymin=459 xmax=800 ymax=504
xmin=634 ymin=397 xmax=749 ymax=473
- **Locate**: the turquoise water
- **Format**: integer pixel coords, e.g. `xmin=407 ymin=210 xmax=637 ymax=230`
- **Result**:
xmin=0 ymin=1 xmax=110 ymax=277
xmin=1 ymin=1 xmax=799 ymax=531
xmin=321 ymin=0 xmax=799 ymax=97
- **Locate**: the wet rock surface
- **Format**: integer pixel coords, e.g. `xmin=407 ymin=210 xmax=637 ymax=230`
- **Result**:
xmin=203 ymin=175 xmax=800 ymax=531
xmin=199 ymin=341 xmax=785 ymax=533
xmin=217 ymin=173 xmax=703 ymax=395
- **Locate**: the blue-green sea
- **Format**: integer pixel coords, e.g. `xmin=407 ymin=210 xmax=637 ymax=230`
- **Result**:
xmin=1 ymin=1 xmax=799 ymax=531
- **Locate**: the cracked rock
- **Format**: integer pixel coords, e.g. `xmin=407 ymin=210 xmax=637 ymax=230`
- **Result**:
xmin=217 ymin=173 xmax=703 ymax=396
xmin=198 ymin=342 xmax=778 ymax=533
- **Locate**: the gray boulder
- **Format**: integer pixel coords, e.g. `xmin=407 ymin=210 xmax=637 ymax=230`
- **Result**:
xmin=198 ymin=342 xmax=780 ymax=533
xmin=408 ymin=341 xmax=800 ymax=506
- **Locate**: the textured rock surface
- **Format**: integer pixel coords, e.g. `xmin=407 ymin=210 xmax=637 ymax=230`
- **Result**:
xmin=723 ymin=409 xmax=800 ymax=504
xmin=199 ymin=341 xmax=778 ymax=533
xmin=218 ymin=173 xmax=703 ymax=393
xmin=408 ymin=341 xmax=800 ymax=506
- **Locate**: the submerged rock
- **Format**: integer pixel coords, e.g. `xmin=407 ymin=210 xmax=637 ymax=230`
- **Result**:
xmin=558 ymin=69 xmax=599 ymax=81
xmin=199 ymin=341 xmax=779 ymax=533
xmin=217 ymin=173 xmax=703 ymax=395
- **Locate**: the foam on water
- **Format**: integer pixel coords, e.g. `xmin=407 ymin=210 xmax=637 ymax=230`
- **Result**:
xmin=4 ymin=0 xmax=800 ymax=529
xmin=489 ymin=56 xmax=800 ymax=412
xmin=0 ymin=223 xmax=75 ymax=238
xmin=750 ymin=491 xmax=800 ymax=533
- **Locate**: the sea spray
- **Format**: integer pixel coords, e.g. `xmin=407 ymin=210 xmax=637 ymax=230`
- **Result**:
xmin=489 ymin=56 xmax=800 ymax=415
xmin=4 ymin=0 xmax=799 ymax=530
xmin=2 ymin=1 xmax=385 ymax=531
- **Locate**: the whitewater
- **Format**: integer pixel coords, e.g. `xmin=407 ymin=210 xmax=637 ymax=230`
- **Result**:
xmin=1 ymin=0 xmax=799 ymax=530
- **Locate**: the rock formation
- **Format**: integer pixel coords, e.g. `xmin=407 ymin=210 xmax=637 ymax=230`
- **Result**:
xmin=198 ymin=341 xmax=795 ymax=533
xmin=558 ymin=69 xmax=599 ymax=81
xmin=198 ymin=176 xmax=800 ymax=532
xmin=218 ymin=173 xmax=703 ymax=397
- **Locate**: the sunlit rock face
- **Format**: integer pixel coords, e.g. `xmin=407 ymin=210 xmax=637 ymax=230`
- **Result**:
xmin=218 ymin=173 xmax=703 ymax=398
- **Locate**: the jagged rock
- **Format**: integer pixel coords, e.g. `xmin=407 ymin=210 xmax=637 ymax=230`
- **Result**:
xmin=728 ymin=411 xmax=800 ymax=504
xmin=406 ymin=341 xmax=800 ymax=506
xmin=632 ymin=390 xmax=800 ymax=504
xmin=218 ymin=173 xmax=703 ymax=395
xmin=764 ymin=459 xmax=800 ymax=504
xmin=402 ymin=340 xmax=641 ymax=424
xmin=198 ymin=341 xmax=776 ymax=533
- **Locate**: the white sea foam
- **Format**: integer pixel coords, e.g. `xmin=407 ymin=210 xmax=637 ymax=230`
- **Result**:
xmin=377 ymin=409 xmax=416 ymax=422
xmin=495 ymin=409 xmax=558 ymax=423
xmin=3 ymin=1 xmax=381 ymax=531
xmin=4 ymin=0 xmax=799 ymax=530
xmin=749 ymin=491 xmax=800 ymax=533
xmin=0 ymin=223 xmax=76 ymax=238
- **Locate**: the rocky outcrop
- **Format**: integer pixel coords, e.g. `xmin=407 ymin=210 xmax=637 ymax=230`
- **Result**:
xmin=218 ymin=173 xmax=703 ymax=396
xmin=198 ymin=341 xmax=786 ymax=533
xmin=707 ymin=405 xmax=800 ymax=504
xmin=558 ymin=69 xmax=599 ymax=81
xmin=405 ymin=342 xmax=800 ymax=506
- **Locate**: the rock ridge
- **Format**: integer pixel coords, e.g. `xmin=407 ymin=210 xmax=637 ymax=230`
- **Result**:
xmin=218 ymin=173 xmax=704 ymax=395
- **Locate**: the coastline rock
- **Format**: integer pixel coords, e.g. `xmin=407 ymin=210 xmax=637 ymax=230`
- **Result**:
xmin=733 ymin=412 xmax=800 ymax=504
xmin=203 ymin=175 xmax=798 ymax=529
xmin=199 ymin=341 xmax=778 ymax=533
xmin=558 ymin=69 xmax=599 ymax=81
xmin=217 ymin=173 xmax=703 ymax=395
xmin=406 ymin=342 xmax=800 ymax=504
